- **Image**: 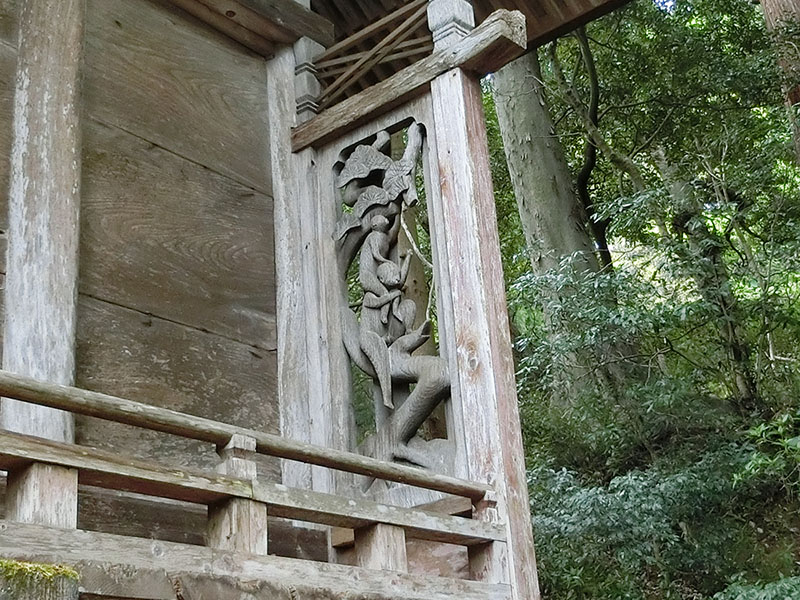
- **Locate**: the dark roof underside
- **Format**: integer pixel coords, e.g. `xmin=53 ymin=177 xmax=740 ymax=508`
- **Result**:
xmin=310 ymin=0 xmax=629 ymax=101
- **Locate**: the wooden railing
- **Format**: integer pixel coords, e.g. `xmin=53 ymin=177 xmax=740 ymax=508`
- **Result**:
xmin=0 ymin=369 xmax=488 ymax=500
xmin=0 ymin=369 xmax=510 ymax=598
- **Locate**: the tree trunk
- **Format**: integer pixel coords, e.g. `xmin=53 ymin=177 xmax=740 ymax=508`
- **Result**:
xmin=494 ymin=51 xmax=654 ymax=455
xmin=760 ymin=0 xmax=800 ymax=162
xmin=493 ymin=51 xmax=599 ymax=277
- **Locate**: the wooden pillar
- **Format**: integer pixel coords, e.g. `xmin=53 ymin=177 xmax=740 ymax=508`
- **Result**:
xmin=268 ymin=17 xmax=351 ymax=497
xmin=354 ymin=524 xmax=408 ymax=572
xmin=207 ymin=434 xmax=268 ymax=554
xmin=426 ymin=3 xmax=540 ymax=599
xmin=1 ymin=0 xmax=84 ymax=535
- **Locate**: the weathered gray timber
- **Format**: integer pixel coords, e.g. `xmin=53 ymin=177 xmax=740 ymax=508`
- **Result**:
xmin=0 ymin=520 xmax=512 ymax=600
xmin=0 ymin=0 xmax=18 ymax=47
xmin=429 ymin=64 xmax=540 ymax=599
xmin=207 ymin=434 xmax=269 ymax=554
xmin=335 ymin=122 xmax=451 ymax=466
xmin=0 ymin=369 xmax=491 ymax=499
xmin=0 ymin=41 xmax=14 ymax=278
xmin=355 ymin=523 xmax=408 ymax=572
xmin=267 ymin=44 xmax=316 ymax=491
xmin=84 ymin=0 xmax=271 ymax=193
xmin=75 ymin=296 xmax=279 ymax=480
xmin=164 ymin=0 xmax=334 ymax=50
xmin=1 ymin=0 xmax=84 ymax=539
xmin=77 ymin=0 xmax=279 ymax=543
xmin=292 ymin=9 xmax=526 ymax=151
xmin=79 ymin=121 xmax=276 ymax=350
xmin=163 ymin=0 xmax=277 ymax=56
xmin=2 ymin=0 xmax=83 ymax=441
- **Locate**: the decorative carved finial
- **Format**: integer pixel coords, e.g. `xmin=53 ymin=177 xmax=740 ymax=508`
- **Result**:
xmin=427 ymin=0 xmax=475 ymax=50
xmin=294 ymin=37 xmax=323 ymax=123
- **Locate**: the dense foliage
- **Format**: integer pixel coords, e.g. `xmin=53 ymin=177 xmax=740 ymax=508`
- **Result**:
xmin=486 ymin=0 xmax=800 ymax=597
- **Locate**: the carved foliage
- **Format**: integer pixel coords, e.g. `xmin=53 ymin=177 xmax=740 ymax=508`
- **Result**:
xmin=334 ymin=123 xmax=450 ymax=469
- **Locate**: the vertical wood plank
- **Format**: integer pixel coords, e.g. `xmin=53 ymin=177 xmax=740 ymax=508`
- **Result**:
xmin=0 ymin=0 xmax=83 ymax=534
xmin=268 ymin=35 xmax=351 ymax=497
xmin=1 ymin=0 xmax=84 ymax=440
xmin=267 ymin=45 xmax=313 ymax=491
xmin=428 ymin=67 xmax=540 ymax=600
xmin=355 ymin=523 xmax=408 ymax=572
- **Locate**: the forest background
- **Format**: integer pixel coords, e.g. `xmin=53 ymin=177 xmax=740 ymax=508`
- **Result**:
xmin=484 ymin=0 xmax=800 ymax=597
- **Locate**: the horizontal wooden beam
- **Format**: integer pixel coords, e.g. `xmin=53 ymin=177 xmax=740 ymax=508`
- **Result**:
xmin=0 ymin=521 xmax=512 ymax=600
xmin=0 ymin=431 xmax=503 ymax=546
xmin=291 ymin=9 xmax=526 ymax=151
xmin=0 ymin=369 xmax=490 ymax=499
xmin=254 ymin=482 xmax=501 ymax=546
xmin=165 ymin=0 xmax=334 ymax=56
xmin=332 ymin=496 xmax=474 ymax=548
xmin=236 ymin=0 xmax=334 ymax=46
xmin=0 ymin=430 xmax=249 ymax=504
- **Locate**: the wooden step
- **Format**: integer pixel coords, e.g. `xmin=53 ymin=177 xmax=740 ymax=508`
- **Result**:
xmin=0 ymin=520 xmax=512 ymax=600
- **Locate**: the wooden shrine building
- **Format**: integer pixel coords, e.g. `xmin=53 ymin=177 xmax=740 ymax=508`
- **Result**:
xmin=0 ymin=0 xmax=622 ymax=599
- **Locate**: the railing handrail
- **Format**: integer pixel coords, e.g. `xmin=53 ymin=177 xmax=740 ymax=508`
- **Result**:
xmin=0 ymin=369 xmax=490 ymax=500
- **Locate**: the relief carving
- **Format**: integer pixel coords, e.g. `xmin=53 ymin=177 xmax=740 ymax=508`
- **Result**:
xmin=334 ymin=123 xmax=450 ymax=469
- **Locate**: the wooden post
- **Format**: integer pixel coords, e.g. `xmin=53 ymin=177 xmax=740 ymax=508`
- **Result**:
xmin=1 ymin=0 xmax=84 ymax=536
xmin=429 ymin=65 xmax=540 ymax=599
xmin=354 ymin=524 xmax=408 ymax=572
xmin=425 ymin=3 xmax=540 ymax=599
xmin=269 ymin=14 xmax=351 ymax=500
xmin=207 ymin=434 xmax=268 ymax=554
xmin=0 ymin=568 xmax=79 ymax=600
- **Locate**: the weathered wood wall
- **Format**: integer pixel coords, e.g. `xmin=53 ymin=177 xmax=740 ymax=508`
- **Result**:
xmin=0 ymin=0 xmax=280 ymax=542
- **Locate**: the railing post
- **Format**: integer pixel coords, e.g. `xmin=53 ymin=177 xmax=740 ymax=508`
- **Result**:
xmin=1 ymin=0 xmax=84 ymax=547
xmin=207 ymin=434 xmax=268 ymax=554
xmin=354 ymin=524 xmax=408 ymax=572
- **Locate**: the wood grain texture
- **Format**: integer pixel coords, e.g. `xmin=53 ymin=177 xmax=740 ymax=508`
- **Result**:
xmin=208 ymin=434 xmax=269 ymax=554
xmin=84 ymin=0 xmax=271 ymax=192
xmin=266 ymin=46 xmax=313 ymax=490
xmin=76 ymin=562 xmax=175 ymax=600
xmin=0 ymin=430 xmax=253 ymax=504
xmin=164 ymin=0 xmax=277 ymax=57
xmin=74 ymin=295 xmax=279 ymax=480
xmin=0 ymin=367 xmax=490 ymax=499
xmin=0 ymin=520 xmax=512 ymax=600
xmin=165 ymin=0 xmax=334 ymax=50
xmin=429 ymin=68 xmax=539 ymax=598
xmin=76 ymin=486 xmax=329 ymax=560
xmin=1 ymin=0 xmax=84 ymax=442
xmin=0 ymin=0 xmax=18 ymax=47
xmin=292 ymin=9 xmax=526 ymax=151
xmin=0 ymin=40 xmax=17 ymax=276
xmin=236 ymin=0 xmax=334 ymax=45
xmin=5 ymin=463 xmax=78 ymax=528
xmin=355 ymin=524 xmax=408 ymax=572
xmin=0 ymin=428 xmax=500 ymax=545
xmin=252 ymin=480 xmax=503 ymax=545
xmin=80 ymin=120 xmax=276 ymax=350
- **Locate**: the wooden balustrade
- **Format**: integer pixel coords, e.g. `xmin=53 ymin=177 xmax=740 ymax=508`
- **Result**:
xmin=0 ymin=369 xmax=489 ymax=500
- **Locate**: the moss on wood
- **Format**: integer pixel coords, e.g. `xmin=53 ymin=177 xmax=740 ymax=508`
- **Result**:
xmin=0 ymin=559 xmax=78 ymax=596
